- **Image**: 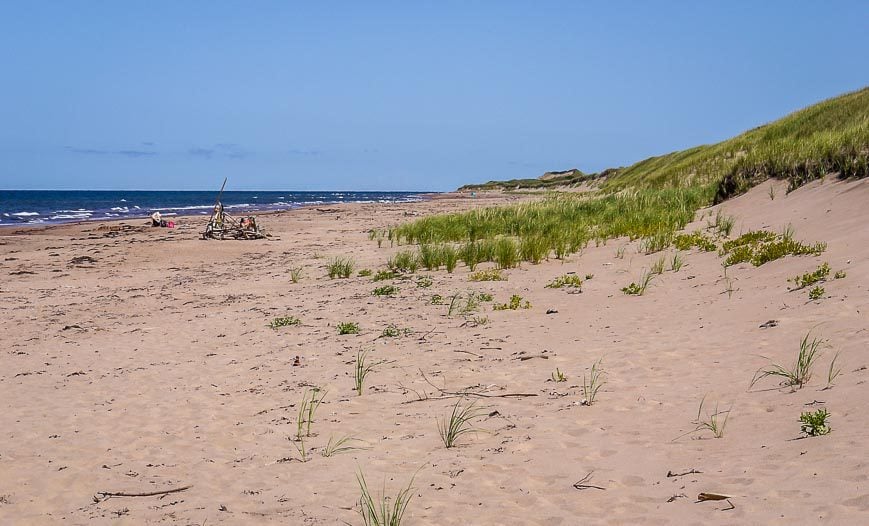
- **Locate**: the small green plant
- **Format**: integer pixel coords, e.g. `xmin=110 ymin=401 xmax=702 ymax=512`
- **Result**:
xmin=493 ymin=294 xmax=531 ymax=310
xmin=369 ymin=229 xmax=387 ymax=248
xmin=670 ymin=252 xmax=684 ymax=272
xmin=296 ymin=387 xmax=327 ymax=440
xmin=692 ymin=395 xmax=730 ymax=439
xmin=471 ymin=315 xmax=489 ymax=326
xmin=615 ymin=245 xmax=626 ymax=259
xmin=442 ymin=244 xmax=459 ymax=273
xmin=493 ymin=237 xmax=520 ymax=269
xmin=800 ymin=408 xmax=831 ymax=437
xmin=430 ymin=294 xmax=444 ymax=305
xmin=290 ymin=267 xmax=303 ymax=283
xmin=708 ymin=210 xmax=735 ymax=237
xmin=269 ymin=316 xmax=301 ymax=329
xmin=416 ymin=275 xmax=433 ymax=288
xmin=381 ymin=324 xmax=410 ymax=338
xmin=418 ymin=244 xmax=443 ymax=271
xmin=328 ymin=256 xmax=355 ymax=278
xmin=388 ymin=250 xmax=419 ymax=273
xmin=834 ymin=270 xmax=846 ymax=279
xmin=438 ymin=399 xmax=485 ymax=448
xmin=584 ymin=273 xmax=594 ymax=280
xmin=622 ymin=270 xmax=654 ymax=296
xmin=290 ymin=434 xmax=308 ymax=462
xmin=358 ymin=269 xmax=373 ymax=277
xmin=321 ymin=435 xmax=366 ymax=457
xmin=448 ymin=291 xmax=490 ymax=316
xmin=581 ymin=358 xmax=605 ymax=406
xmin=768 ymin=184 xmax=776 ymax=200
xmin=723 ymin=277 xmax=736 ymax=299
xmin=338 ymin=321 xmax=361 ymax=335
xmin=750 ymin=332 xmax=825 ymax=389
xmin=808 ymin=286 xmax=825 ymax=300
xmin=673 ymin=231 xmax=717 ymax=252
xmin=551 ymin=368 xmax=567 ymax=382
xmin=354 ymin=349 xmax=382 ymax=396
xmin=373 ymin=269 xmax=396 ymax=281
xmin=357 ymin=469 xmax=416 ymax=526
xmin=469 ymin=269 xmax=506 ymax=282
xmin=545 ymin=274 xmax=583 ymax=290
xmin=826 ymin=350 xmax=842 ymax=389
xmin=373 ymin=285 xmax=399 ymax=297
xmin=790 ymin=262 xmax=830 ymax=289
xmin=650 ymin=255 xmax=666 ymax=275
xmin=642 ymin=231 xmax=673 ymax=254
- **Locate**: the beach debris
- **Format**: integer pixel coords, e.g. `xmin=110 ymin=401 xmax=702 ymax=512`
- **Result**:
xmin=759 ymin=319 xmax=779 ymax=328
xmin=697 ymin=492 xmax=731 ymax=501
xmin=69 ymin=255 xmax=97 ymax=266
xmin=546 ymin=309 xmax=558 ymax=314
xmin=93 ymin=484 xmax=192 ymax=502
xmin=667 ymin=468 xmax=702 ymax=477
xmin=667 ymin=493 xmax=688 ymax=502
xmin=293 ymin=356 xmax=301 ymax=367
xmin=572 ymin=472 xmax=606 ymax=491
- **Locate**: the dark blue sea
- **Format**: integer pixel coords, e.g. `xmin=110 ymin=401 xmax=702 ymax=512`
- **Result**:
xmin=0 ymin=190 xmax=429 ymax=226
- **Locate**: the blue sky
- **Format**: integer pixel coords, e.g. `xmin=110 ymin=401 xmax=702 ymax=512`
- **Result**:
xmin=1 ymin=1 xmax=867 ymax=191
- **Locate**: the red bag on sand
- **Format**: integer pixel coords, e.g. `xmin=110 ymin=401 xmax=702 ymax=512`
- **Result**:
xmin=167 ymin=221 xmax=175 ymax=228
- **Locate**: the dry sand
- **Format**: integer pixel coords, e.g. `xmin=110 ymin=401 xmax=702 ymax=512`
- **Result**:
xmin=1 ymin=178 xmax=868 ymax=525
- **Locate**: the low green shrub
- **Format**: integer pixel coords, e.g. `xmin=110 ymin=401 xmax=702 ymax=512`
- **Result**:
xmin=493 ymin=294 xmax=531 ymax=310
xmin=338 ymin=322 xmax=360 ymax=335
xmin=469 ymin=269 xmax=507 ymax=281
xmin=545 ymin=274 xmax=583 ymax=290
xmin=373 ymin=285 xmax=399 ymax=296
xmin=269 ymin=316 xmax=301 ymax=329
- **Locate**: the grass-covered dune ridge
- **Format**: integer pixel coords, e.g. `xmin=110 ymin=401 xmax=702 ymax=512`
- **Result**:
xmin=602 ymin=87 xmax=869 ymax=197
xmin=455 ymin=87 xmax=868 ymax=197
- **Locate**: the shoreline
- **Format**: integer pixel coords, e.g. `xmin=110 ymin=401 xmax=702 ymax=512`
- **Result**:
xmin=0 ymin=192 xmax=458 ymax=235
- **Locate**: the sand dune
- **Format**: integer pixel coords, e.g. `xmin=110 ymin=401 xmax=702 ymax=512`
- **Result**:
xmin=1 ymin=178 xmax=868 ymax=524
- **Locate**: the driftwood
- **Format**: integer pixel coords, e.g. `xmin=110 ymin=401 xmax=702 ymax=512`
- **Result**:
xmin=94 ymin=485 xmax=192 ymax=502
xmin=572 ymin=472 xmax=606 ymax=491
xmin=667 ymin=468 xmax=702 ymax=477
xmin=402 ymin=370 xmax=537 ymax=403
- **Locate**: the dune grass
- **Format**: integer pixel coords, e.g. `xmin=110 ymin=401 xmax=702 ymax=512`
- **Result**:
xmin=601 ymin=87 xmax=869 ymax=197
xmin=328 ymin=257 xmax=355 ymax=279
xmin=581 ymin=358 xmax=605 ymax=406
xmin=750 ymin=333 xmax=825 ymax=389
xmin=438 ymin=399 xmax=485 ymax=448
xmin=357 ymin=469 xmax=416 ymax=526
xmin=387 ymin=186 xmax=714 ymax=269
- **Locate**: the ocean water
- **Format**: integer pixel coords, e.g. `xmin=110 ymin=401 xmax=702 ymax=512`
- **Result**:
xmin=0 ymin=190 xmax=428 ymax=226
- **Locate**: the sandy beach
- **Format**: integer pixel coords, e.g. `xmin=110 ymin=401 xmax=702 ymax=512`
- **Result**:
xmin=2 ymin=178 xmax=868 ymax=525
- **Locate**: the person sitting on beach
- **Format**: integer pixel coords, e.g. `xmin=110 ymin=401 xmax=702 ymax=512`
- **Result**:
xmin=150 ymin=211 xmax=166 ymax=227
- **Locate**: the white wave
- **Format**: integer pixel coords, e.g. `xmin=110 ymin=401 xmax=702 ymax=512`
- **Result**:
xmin=50 ymin=213 xmax=93 ymax=220
xmin=12 ymin=212 xmax=40 ymax=216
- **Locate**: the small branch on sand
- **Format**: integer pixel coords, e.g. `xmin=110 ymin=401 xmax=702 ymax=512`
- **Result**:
xmin=666 ymin=468 xmax=702 ymax=477
xmin=454 ymin=350 xmax=483 ymax=358
xmin=94 ymin=485 xmax=192 ymax=502
xmin=572 ymin=472 xmax=606 ymax=491
xmin=401 ymin=370 xmax=538 ymax=403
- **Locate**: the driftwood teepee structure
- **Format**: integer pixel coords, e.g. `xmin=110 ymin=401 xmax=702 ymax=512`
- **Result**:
xmin=201 ymin=178 xmax=267 ymax=240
